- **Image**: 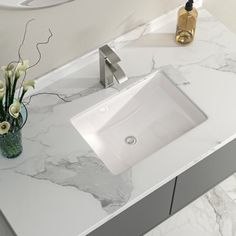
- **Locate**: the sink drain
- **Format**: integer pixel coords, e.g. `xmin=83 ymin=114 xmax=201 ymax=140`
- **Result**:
xmin=125 ymin=136 xmax=137 ymax=145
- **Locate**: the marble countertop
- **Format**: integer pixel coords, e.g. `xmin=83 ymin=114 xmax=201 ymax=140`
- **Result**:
xmin=1 ymin=7 xmax=236 ymax=236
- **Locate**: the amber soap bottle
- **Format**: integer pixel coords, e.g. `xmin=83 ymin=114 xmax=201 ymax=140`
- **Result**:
xmin=175 ymin=0 xmax=198 ymax=44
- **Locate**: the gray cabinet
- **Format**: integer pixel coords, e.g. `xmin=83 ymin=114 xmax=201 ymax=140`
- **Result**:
xmin=171 ymin=139 xmax=236 ymax=214
xmin=0 ymin=210 xmax=16 ymax=236
xmin=88 ymin=179 xmax=175 ymax=236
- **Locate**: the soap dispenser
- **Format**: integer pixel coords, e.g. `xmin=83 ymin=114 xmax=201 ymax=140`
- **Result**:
xmin=175 ymin=0 xmax=198 ymax=44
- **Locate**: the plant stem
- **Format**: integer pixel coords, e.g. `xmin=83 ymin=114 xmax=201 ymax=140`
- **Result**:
xmin=8 ymin=77 xmax=11 ymax=105
xmin=5 ymin=76 xmax=12 ymax=112
xmin=18 ymin=29 xmax=53 ymax=98
xmin=15 ymin=117 xmax=20 ymax=131
xmin=11 ymin=77 xmax=18 ymax=104
xmin=5 ymin=85 xmax=8 ymax=111
xmin=19 ymin=90 xmax=26 ymax=103
xmin=10 ymin=117 xmax=15 ymax=133
xmin=0 ymin=99 xmax=5 ymax=120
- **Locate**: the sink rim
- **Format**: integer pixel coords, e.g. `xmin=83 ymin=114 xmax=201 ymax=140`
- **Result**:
xmin=71 ymin=70 xmax=207 ymax=174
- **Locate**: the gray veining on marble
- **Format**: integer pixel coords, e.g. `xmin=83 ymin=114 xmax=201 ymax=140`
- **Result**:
xmin=220 ymin=174 xmax=236 ymax=203
xmin=12 ymin=81 xmax=134 ymax=214
xmin=18 ymin=152 xmax=133 ymax=214
xmin=199 ymin=53 xmax=236 ymax=74
xmin=145 ymin=182 xmax=236 ymax=236
xmin=1 ymin=7 xmax=236 ymax=236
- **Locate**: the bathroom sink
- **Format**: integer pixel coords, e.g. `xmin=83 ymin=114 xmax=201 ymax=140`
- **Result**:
xmin=71 ymin=72 xmax=207 ymax=174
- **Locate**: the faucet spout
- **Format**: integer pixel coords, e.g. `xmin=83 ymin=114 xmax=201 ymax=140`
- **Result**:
xmin=99 ymin=44 xmax=128 ymax=88
xmin=109 ymin=63 xmax=128 ymax=84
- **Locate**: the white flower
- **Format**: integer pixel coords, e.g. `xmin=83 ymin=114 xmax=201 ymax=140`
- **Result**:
xmin=1 ymin=64 xmax=14 ymax=72
xmin=23 ymin=80 xmax=35 ymax=92
xmin=9 ymin=100 xmax=21 ymax=119
xmin=0 ymin=80 xmax=4 ymax=93
xmin=15 ymin=60 xmax=29 ymax=79
xmin=16 ymin=60 xmax=29 ymax=73
xmin=0 ymin=91 xmax=4 ymax=100
xmin=0 ymin=121 xmax=10 ymax=135
xmin=1 ymin=64 xmax=15 ymax=87
xmin=15 ymin=70 xmax=24 ymax=79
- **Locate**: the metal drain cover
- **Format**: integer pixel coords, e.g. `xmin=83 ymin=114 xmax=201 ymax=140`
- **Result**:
xmin=125 ymin=136 xmax=137 ymax=145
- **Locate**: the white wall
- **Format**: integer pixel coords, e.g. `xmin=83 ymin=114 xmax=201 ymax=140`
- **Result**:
xmin=204 ymin=0 xmax=236 ymax=34
xmin=0 ymin=0 xmax=183 ymax=80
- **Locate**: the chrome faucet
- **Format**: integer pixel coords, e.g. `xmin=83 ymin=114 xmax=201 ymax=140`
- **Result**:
xmin=99 ymin=45 xmax=128 ymax=88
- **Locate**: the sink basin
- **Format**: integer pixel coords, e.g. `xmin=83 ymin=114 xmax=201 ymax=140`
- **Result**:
xmin=71 ymin=72 xmax=207 ymax=174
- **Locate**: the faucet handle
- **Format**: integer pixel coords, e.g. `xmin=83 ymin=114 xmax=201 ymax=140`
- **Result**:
xmin=99 ymin=44 xmax=121 ymax=64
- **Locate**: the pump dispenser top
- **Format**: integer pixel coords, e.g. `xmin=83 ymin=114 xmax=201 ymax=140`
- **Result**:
xmin=185 ymin=0 xmax=193 ymax=11
xmin=175 ymin=0 xmax=198 ymax=44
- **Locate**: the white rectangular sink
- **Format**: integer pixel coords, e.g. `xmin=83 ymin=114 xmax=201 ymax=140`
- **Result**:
xmin=71 ymin=72 xmax=207 ymax=175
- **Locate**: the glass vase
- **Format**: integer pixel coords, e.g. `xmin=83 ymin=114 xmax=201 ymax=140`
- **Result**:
xmin=0 ymin=104 xmax=28 ymax=159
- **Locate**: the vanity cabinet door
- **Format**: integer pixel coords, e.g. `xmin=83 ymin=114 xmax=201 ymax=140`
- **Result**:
xmin=171 ymin=139 xmax=236 ymax=215
xmin=88 ymin=179 xmax=175 ymax=236
xmin=0 ymin=210 xmax=16 ymax=236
